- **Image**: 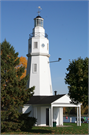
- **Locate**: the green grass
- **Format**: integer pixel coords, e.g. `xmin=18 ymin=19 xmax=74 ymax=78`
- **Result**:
xmin=1 ymin=123 xmax=88 ymax=134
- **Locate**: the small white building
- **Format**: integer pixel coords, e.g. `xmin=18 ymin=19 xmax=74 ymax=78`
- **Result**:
xmin=23 ymin=12 xmax=81 ymax=127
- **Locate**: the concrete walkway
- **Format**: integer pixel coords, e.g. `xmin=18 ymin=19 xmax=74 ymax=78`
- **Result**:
xmin=57 ymin=125 xmax=72 ymax=127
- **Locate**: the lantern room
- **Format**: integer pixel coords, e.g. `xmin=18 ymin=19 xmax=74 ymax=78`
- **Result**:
xmin=34 ymin=16 xmax=44 ymax=27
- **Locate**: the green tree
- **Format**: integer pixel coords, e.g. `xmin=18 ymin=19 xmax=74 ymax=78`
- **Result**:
xmin=64 ymin=107 xmax=77 ymax=115
xmin=63 ymin=107 xmax=72 ymax=115
xmin=1 ymin=40 xmax=36 ymax=132
xmin=65 ymin=57 xmax=88 ymax=107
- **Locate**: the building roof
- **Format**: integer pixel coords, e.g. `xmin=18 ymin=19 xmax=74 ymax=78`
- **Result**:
xmin=27 ymin=94 xmax=65 ymax=104
xmin=35 ymin=15 xmax=43 ymax=19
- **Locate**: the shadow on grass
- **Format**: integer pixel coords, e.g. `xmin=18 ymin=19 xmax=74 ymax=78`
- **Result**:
xmin=2 ymin=129 xmax=52 ymax=134
xmin=21 ymin=128 xmax=52 ymax=134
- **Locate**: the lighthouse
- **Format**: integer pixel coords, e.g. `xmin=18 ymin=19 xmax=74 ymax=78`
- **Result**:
xmin=22 ymin=8 xmax=81 ymax=127
xmin=26 ymin=10 xmax=53 ymax=96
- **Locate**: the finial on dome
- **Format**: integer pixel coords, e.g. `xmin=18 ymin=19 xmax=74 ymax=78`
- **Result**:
xmin=37 ymin=6 xmax=42 ymax=16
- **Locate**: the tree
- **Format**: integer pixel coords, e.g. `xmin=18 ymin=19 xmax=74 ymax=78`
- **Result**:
xmin=63 ymin=107 xmax=77 ymax=115
xmin=81 ymin=105 xmax=88 ymax=115
xmin=1 ymin=40 xmax=36 ymax=132
xmin=16 ymin=56 xmax=27 ymax=79
xmin=65 ymin=57 xmax=88 ymax=107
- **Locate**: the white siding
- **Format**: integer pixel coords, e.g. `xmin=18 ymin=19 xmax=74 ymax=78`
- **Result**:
xmin=53 ymin=108 xmax=59 ymax=126
xmin=37 ymin=107 xmax=41 ymax=125
xmin=22 ymin=105 xmax=33 ymax=117
xmin=34 ymin=107 xmax=37 ymax=126
xmin=41 ymin=107 xmax=46 ymax=126
xmin=52 ymin=94 xmax=71 ymax=104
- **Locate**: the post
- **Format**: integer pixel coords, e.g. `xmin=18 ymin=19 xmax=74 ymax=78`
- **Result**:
xmin=59 ymin=107 xmax=63 ymax=125
xmin=77 ymin=107 xmax=79 ymax=126
xmin=79 ymin=105 xmax=81 ymax=126
xmin=49 ymin=107 xmax=51 ymax=127
xmin=51 ymin=105 xmax=53 ymax=127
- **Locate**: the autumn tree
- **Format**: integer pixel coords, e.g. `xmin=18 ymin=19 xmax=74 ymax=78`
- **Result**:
xmin=16 ymin=56 xmax=27 ymax=79
xmin=63 ymin=107 xmax=77 ymax=115
xmin=63 ymin=105 xmax=88 ymax=115
xmin=65 ymin=57 xmax=88 ymax=107
xmin=81 ymin=105 xmax=88 ymax=115
xmin=1 ymin=40 xmax=36 ymax=132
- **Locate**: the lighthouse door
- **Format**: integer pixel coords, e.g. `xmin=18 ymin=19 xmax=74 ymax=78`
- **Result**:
xmin=46 ymin=108 xmax=49 ymax=125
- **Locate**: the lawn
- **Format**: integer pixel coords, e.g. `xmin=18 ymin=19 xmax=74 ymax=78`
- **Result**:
xmin=1 ymin=123 xmax=88 ymax=134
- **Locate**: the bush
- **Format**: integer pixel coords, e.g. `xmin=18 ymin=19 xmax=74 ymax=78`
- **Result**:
xmin=20 ymin=117 xmax=37 ymax=131
xmin=1 ymin=121 xmax=21 ymax=132
xmin=19 ymin=111 xmax=37 ymax=131
xmin=1 ymin=112 xmax=37 ymax=132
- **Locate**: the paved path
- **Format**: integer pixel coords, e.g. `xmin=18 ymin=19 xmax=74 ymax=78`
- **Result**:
xmin=57 ymin=125 xmax=72 ymax=127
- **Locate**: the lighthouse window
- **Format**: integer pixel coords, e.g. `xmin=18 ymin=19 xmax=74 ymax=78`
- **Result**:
xmin=33 ymin=64 xmax=37 ymax=73
xmin=36 ymin=19 xmax=43 ymax=27
xmin=39 ymin=20 xmax=41 ymax=26
xmin=37 ymin=19 xmax=39 ymax=26
xmin=34 ymin=42 xmax=38 ymax=49
xmin=41 ymin=20 xmax=43 ymax=27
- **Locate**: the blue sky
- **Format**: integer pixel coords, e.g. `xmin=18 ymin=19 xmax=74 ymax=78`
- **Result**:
xmin=1 ymin=1 xmax=88 ymax=94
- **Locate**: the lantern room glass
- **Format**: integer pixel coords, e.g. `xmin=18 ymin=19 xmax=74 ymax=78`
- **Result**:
xmin=34 ymin=18 xmax=43 ymax=27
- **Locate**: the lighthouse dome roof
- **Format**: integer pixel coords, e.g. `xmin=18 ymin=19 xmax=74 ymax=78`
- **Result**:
xmin=35 ymin=15 xmax=42 ymax=18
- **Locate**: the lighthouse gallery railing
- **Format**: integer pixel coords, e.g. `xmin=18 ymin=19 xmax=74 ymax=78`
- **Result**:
xmin=29 ymin=32 xmax=48 ymax=39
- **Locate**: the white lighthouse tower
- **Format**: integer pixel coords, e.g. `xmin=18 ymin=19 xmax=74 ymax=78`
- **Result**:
xmin=23 ymin=8 xmax=82 ymax=127
xmin=27 ymin=8 xmax=53 ymax=96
